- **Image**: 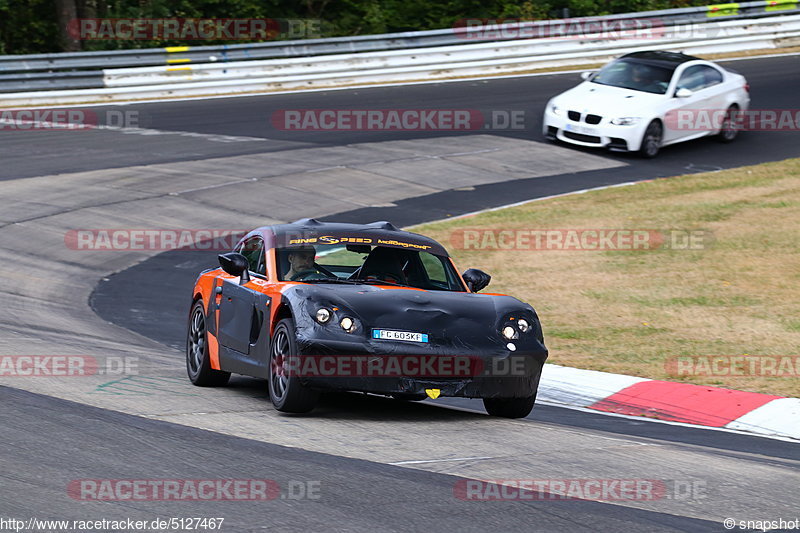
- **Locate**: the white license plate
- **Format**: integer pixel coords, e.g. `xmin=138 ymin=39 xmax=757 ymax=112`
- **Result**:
xmin=372 ymin=329 xmax=429 ymax=343
xmin=565 ymin=124 xmax=598 ymax=135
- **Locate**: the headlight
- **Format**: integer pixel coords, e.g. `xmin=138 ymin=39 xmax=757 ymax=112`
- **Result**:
xmin=340 ymin=317 xmax=356 ymax=333
xmin=315 ymin=308 xmax=331 ymax=324
xmin=550 ymin=103 xmax=562 ymax=116
xmin=517 ymin=318 xmax=531 ymax=333
xmin=610 ymin=117 xmax=641 ymax=126
xmin=501 ymin=325 xmax=518 ymax=340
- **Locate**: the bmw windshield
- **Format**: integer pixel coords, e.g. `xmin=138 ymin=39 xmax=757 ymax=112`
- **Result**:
xmin=591 ymin=59 xmax=675 ymax=95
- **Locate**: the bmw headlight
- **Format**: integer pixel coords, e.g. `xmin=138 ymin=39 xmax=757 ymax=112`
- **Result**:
xmin=610 ymin=117 xmax=641 ymax=126
xmin=550 ymin=103 xmax=562 ymax=116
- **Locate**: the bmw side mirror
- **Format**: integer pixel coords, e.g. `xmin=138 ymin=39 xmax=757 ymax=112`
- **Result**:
xmin=675 ymin=87 xmax=693 ymax=98
xmin=580 ymin=71 xmax=595 ymax=81
xmin=219 ymin=252 xmax=250 ymax=285
xmin=463 ymin=268 xmax=491 ymax=292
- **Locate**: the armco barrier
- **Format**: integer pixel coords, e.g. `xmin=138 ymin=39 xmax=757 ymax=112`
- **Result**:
xmin=1 ymin=0 xmax=797 ymax=79
xmin=0 ymin=4 xmax=799 ymax=105
xmin=99 ymin=15 xmax=800 ymax=88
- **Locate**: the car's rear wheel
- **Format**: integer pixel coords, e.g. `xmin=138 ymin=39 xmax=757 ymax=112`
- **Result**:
xmin=186 ymin=300 xmax=230 ymax=386
xmin=269 ymin=318 xmax=319 ymax=414
xmin=639 ymin=121 xmax=662 ymax=158
xmin=483 ymin=395 xmax=536 ymax=418
xmin=717 ymin=105 xmax=740 ymax=143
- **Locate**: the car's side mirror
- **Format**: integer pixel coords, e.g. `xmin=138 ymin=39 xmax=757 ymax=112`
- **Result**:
xmin=675 ymin=87 xmax=693 ymax=98
xmin=580 ymin=71 xmax=595 ymax=81
xmin=219 ymin=252 xmax=250 ymax=285
xmin=462 ymin=268 xmax=491 ymax=292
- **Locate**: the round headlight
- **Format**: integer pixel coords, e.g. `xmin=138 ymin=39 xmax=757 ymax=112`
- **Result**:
xmin=340 ymin=317 xmax=355 ymax=333
xmin=507 ymin=342 xmax=517 ymax=351
xmin=502 ymin=325 xmax=517 ymax=340
xmin=517 ymin=319 xmax=531 ymax=333
xmin=315 ymin=308 xmax=331 ymax=324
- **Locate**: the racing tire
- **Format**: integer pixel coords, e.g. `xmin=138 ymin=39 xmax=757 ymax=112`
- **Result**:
xmin=717 ymin=105 xmax=740 ymax=143
xmin=483 ymin=395 xmax=536 ymax=419
xmin=186 ymin=300 xmax=231 ymax=387
xmin=269 ymin=318 xmax=319 ymax=414
xmin=639 ymin=120 xmax=662 ymax=159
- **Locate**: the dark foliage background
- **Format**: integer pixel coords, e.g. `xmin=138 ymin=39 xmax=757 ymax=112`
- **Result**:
xmin=1 ymin=0 xmax=708 ymax=54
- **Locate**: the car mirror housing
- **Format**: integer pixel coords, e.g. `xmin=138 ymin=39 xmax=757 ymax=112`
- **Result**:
xmin=675 ymin=87 xmax=693 ymax=98
xmin=580 ymin=71 xmax=595 ymax=81
xmin=462 ymin=268 xmax=491 ymax=292
xmin=219 ymin=252 xmax=250 ymax=285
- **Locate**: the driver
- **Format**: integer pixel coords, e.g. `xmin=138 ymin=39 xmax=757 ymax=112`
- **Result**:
xmin=284 ymin=246 xmax=319 ymax=281
xmin=629 ymin=63 xmax=662 ymax=93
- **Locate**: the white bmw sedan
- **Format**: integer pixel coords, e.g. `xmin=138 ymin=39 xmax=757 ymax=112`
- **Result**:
xmin=543 ymin=51 xmax=750 ymax=157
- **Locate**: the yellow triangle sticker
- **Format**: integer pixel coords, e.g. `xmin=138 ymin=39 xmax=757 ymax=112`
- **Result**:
xmin=425 ymin=388 xmax=441 ymax=399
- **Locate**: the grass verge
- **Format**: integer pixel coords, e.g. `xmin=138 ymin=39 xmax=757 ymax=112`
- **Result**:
xmin=414 ymin=158 xmax=800 ymax=397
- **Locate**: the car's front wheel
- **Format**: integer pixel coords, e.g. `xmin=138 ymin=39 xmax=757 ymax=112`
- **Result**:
xmin=269 ymin=318 xmax=319 ymax=414
xmin=186 ymin=300 xmax=231 ymax=387
xmin=483 ymin=395 xmax=536 ymax=418
xmin=639 ymin=120 xmax=663 ymax=158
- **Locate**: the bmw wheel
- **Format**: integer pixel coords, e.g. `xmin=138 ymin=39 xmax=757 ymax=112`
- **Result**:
xmin=639 ymin=120 xmax=663 ymax=159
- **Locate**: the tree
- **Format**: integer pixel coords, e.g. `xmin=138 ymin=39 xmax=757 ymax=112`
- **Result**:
xmin=55 ymin=0 xmax=81 ymax=51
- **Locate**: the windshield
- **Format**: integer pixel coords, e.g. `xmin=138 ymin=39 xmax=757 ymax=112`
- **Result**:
xmin=276 ymin=244 xmax=465 ymax=291
xmin=591 ymin=59 xmax=674 ymax=95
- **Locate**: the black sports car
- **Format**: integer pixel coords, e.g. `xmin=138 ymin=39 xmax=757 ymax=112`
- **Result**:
xmin=188 ymin=219 xmax=547 ymax=417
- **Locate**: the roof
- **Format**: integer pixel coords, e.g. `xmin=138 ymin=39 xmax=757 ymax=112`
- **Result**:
xmin=619 ymin=51 xmax=701 ymax=69
xmin=258 ymin=219 xmax=450 ymax=256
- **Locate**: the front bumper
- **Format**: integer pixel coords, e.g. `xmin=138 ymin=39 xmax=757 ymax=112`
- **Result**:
xmin=543 ymin=108 xmax=649 ymax=152
xmin=293 ymin=337 xmax=547 ymax=399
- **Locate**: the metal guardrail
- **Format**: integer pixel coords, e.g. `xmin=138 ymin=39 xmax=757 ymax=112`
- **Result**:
xmin=2 ymin=12 xmax=798 ymax=107
xmin=0 ymin=0 xmax=798 ymax=93
xmin=98 ymin=14 xmax=800 ymax=88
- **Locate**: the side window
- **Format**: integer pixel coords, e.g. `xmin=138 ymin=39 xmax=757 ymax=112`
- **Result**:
xmin=677 ymin=66 xmax=705 ymax=92
xmin=239 ymin=237 xmax=265 ymax=275
xmin=677 ymin=65 xmax=722 ymax=92
xmin=420 ymin=252 xmax=446 ymax=283
xmin=702 ymin=66 xmax=723 ymax=88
